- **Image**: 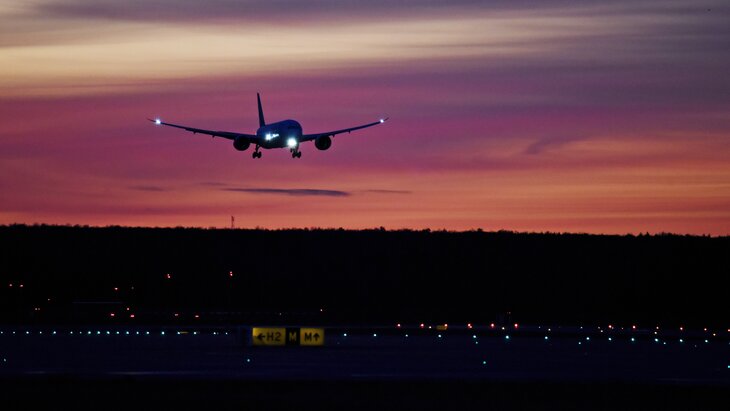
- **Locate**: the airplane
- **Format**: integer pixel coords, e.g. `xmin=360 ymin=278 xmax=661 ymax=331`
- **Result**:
xmin=148 ymin=93 xmax=388 ymax=158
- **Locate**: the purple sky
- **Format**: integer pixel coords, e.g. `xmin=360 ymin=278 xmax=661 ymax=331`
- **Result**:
xmin=1 ymin=1 xmax=729 ymax=234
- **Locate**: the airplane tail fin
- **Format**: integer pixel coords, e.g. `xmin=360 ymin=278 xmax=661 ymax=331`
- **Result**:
xmin=257 ymin=92 xmax=266 ymax=127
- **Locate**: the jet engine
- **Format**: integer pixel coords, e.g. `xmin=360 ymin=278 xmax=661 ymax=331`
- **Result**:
xmin=233 ymin=137 xmax=250 ymax=151
xmin=314 ymin=135 xmax=332 ymax=151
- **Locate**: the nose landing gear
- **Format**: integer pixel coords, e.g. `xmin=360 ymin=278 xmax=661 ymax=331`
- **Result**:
xmin=252 ymin=146 xmax=262 ymax=158
xmin=291 ymin=149 xmax=302 ymax=158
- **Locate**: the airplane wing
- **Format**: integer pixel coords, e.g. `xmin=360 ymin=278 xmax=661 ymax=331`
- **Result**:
xmin=300 ymin=117 xmax=388 ymax=142
xmin=147 ymin=118 xmax=257 ymax=141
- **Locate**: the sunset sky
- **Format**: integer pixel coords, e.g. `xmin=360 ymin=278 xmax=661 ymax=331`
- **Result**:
xmin=1 ymin=1 xmax=729 ymax=234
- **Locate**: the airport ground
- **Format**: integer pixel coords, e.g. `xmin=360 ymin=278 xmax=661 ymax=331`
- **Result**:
xmin=1 ymin=323 xmax=729 ymax=410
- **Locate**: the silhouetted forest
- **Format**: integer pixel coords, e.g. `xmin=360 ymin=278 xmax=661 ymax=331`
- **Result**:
xmin=0 ymin=225 xmax=728 ymax=326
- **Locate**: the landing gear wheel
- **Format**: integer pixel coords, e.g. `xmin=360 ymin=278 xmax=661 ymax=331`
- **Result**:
xmin=253 ymin=151 xmax=261 ymax=158
xmin=296 ymin=152 xmax=302 ymax=158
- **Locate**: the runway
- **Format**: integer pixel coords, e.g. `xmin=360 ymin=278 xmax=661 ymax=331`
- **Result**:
xmin=2 ymin=324 xmax=728 ymax=383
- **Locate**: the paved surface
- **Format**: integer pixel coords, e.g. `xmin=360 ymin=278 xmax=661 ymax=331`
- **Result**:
xmin=2 ymin=325 xmax=728 ymax=384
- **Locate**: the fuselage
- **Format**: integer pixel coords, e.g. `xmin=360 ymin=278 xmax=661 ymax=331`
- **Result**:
xmin=256 ymin=119 xmax=302 ymax=149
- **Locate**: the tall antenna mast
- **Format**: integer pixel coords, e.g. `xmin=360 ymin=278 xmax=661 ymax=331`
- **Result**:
xmin=231 ymin=216 xmax=235 ymax=230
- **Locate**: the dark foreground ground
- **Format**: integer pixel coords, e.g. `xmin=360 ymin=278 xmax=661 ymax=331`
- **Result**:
xmin=2 ymin=324 xmax=729 ymax=410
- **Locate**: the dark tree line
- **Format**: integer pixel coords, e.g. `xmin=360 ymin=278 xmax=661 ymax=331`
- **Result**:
xmin=0 ymin=224 xmax=728 ymax=326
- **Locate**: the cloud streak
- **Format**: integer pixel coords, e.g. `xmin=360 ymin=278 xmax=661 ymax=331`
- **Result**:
xmin=223 ymin=188 xmax=350 ymax=197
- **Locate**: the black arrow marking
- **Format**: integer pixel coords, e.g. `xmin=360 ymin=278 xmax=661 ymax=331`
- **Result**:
xmin=257 ymin=333 xmax=265 ymax=341
xmin=314 ymin=333 xmax=320 ymax=341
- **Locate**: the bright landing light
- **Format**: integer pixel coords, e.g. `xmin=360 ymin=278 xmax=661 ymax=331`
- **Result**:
xmin=155 ymin=119 xmax=161 ymax=125
xmin=379 ymin=119 xmax=384 ymax=123
xmin=287 ymin=138 xmax=297 ymax=148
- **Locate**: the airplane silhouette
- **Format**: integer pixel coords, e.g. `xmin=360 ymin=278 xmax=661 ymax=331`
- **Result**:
xmin=149 ymin=93 xmax=387 ymax=158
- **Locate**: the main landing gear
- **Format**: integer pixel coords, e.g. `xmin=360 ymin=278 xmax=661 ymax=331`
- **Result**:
xmin=291 ymin=149 xmax=302 ymax=158
xmin=252 ymin=146 xmax=262 ymax=158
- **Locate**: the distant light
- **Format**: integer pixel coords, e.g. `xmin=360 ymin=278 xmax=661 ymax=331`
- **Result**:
xmin=654 ymin=338 xmax=659 ymax=342
xmin=155 ymin=118 xmax=161 ymax=125
xmin=161 ymin=331 xmax=165 ymax=335
xmin=608 ymin=337 xmax=612 ymax=341
xmin=166 ymin=273 xmax=171 ymax=279
xmin=110 ymin=313 xmax=115 ymax=318
xmin=505 ymin=335 xmax=510 ymax=340
xmin=514 ymin=323 xmax=519 ymax=329
xmin=373 ymin=333 xmax=377 ymax=337
xmin=679 ymin=327 xmax=684 ymax=331
xmin=380 ymin=119 xmax=384 ymax=123
xmin=438 ymin=334 xmax=442 ymax=338
xmin=679 ymin=339 xmax=683 ymax=343
xmin=420 ymin=323 xmax=425 ymax=328
xmin=467 ymin=323 xmax=472 ymax=329
xmin=482 ymin=360 xmax=487 ymax=365
xmin=490 ymin=323 xmax=495 ymax=328
xmin=473 ymin=335 xmax=477 ymax=339
xmin=194 ymin=314 xmax=200 ymax=319
xmin=129 ymin=314 xmax=135 ymax=318
xmin=396 ymin=323 xmax=401 ymax=328
xmin=632 ymin=325 xmax=637 ymax=330
xmin=586 ymin=337 xmax=590 ymax=341
xmin=287 ymin=137 xmax=297 ymax=148
xmin=405 ymin=334 xmax=409 ymax=338
xmin=705 ymin=339 xmax=709 ymax=343
xmin=113 ymin=287 xmax=118 ymax=291
xmin=631 ymin=337 xmax=636 ymax=342
xmin=229 ymin=271 xmax=233 ymax=277
xmin=544 ymin=336 xmax=549 ymax=340
xmin=343 ymin=333 xmax=347 ymax=337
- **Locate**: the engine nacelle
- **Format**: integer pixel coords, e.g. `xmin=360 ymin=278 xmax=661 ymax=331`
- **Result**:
xmin=314 ymin=135 xmax=332 ymax=151
xmin=233 ymin=137 xmax=250 ymax=151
